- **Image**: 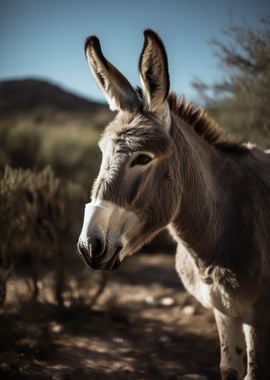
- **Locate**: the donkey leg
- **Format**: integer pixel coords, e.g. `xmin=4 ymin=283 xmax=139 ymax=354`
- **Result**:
xmin=243 ymin=320 xmax=270 ymax=380
xmin=214 ymin=309 xmax=246 ymax=380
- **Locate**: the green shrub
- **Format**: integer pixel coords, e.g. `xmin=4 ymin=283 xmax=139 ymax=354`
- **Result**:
xmin=0 ymin=166 xmax=86 ymax=307
xmin=0 ymin=116 xmax=102 ymax=187
xmin=193 ymin=20 xmax=270 ymax=148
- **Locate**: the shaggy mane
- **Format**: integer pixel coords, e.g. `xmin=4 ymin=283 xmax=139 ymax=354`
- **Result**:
xmin=167 ymin=92 xmax=248 ymax=153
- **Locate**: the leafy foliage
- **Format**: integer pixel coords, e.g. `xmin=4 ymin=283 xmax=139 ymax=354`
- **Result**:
xmin=0 ymin=117 xmax=103 ymax=186
xmin=193 ymin=20 xmax=270 ymax=148
xmin=0 ymin=166 xmax=86 ymax=307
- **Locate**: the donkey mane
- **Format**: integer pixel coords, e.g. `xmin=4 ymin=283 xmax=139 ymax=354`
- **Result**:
xmin=167 ymin=92 xmax=248 ymax=153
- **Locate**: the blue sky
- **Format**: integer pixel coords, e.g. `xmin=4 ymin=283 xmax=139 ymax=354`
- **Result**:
xmin=0 ymin=0 xmax=269 ymax=103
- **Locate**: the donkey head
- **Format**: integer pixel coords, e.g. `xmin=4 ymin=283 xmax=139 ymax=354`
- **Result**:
xmin=78 ymin=30 xmax=180 ymax=270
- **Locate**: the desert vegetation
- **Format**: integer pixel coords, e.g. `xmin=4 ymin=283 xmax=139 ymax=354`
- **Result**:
xmin=193 ymin=19 xmax=270 ymax=148
xmin=0 ymin=166 xmax=86 ymax=307
xmin=0 ymin=80 xmax=113 ymax=313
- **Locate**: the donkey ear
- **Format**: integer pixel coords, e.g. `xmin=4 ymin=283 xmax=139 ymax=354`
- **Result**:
xmin=85 ymin=36 xmax=139 ymax=111
xmin=139 ymin=29 xmax=170 ymax=113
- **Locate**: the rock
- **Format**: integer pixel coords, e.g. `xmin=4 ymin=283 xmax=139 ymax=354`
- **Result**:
xmin=160 ymin=297 xmax=175 ymax=306
xmin=182 ymin=305 xmax=196 ymax=315
xmin=50 ymin=321 xmax=62 ymax=333
xmin=144 ymin=295 xmax=155 ymax=304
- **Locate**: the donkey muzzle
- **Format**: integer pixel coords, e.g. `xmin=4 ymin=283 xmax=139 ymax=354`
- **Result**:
xmin=77 ymin=200 xmax=137 ymax=271
xmin=77 ymin=237 xmax=122 ymax=270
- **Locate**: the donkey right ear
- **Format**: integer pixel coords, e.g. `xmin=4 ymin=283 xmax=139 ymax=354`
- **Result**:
xmin=139 ymin=29 xmax=170 ymax=113
xmin=85 ymin=36 xmax=139 ymax=112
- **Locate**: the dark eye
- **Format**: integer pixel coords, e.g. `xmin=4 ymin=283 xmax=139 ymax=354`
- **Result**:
xmin=130 ymin=154 xmax=153 ymax=167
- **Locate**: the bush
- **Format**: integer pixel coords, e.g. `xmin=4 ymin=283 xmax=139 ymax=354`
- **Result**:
xmin=0 ymin=116 xmax=103 ymax=187
xmin=193 ymin=20 xmax=270 ymax=148
xmin=0 ymin=166 xmax=86 ymax=307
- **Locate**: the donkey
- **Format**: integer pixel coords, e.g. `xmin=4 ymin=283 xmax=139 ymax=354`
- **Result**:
xmin=77 ymin=29 xmax=270 ymax=379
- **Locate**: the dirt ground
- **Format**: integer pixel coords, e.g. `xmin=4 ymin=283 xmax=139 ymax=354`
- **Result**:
xmin=0 ymin=253 xmax=221 ymax=380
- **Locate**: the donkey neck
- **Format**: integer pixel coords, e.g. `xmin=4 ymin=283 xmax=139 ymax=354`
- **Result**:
xmin=169 ymin=117 xmax=222 ymax=264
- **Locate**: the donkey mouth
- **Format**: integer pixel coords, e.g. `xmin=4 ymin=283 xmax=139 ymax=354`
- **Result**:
xmin=90 ymin=252 xmax=121 ymax=271
xmin=80 ymin=246 xmax=122 ymax=271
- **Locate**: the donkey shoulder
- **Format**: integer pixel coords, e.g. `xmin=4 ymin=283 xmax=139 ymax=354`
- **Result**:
xmin=175 ymin=240 xmax=254 ymax=317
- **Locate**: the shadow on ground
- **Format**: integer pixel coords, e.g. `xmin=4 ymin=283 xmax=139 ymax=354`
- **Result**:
xmin=0 ymin=253 xmax=220 ymax=380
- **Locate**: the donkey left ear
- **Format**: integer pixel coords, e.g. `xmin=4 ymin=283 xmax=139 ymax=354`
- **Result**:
xmin=85 ymin=36 xmax=139 ymax=112
xmin=139 ymin=29 xmax=171 ymax=127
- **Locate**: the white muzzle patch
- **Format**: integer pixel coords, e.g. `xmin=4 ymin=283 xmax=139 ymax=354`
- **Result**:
xmin=78 ymin=199 xmax=138 ymax=261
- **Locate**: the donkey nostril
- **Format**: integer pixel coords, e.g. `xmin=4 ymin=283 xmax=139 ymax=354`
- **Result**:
xmin=89 ymin=236 xmax=105 ymax=258
xmin=77 ymin=241 xmax=90 ymax=260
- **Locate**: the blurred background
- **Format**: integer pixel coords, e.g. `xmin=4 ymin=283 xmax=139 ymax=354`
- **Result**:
xmin=0 ymin=1 xmax=269 ymax=378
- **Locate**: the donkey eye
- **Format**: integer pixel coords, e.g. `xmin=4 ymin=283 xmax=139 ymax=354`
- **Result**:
xmin=130 ymin=154 xmax=152 ymax=167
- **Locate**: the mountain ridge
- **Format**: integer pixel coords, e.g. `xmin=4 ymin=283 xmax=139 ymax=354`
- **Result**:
xmin=0 ymin=78 xmax=108 ymax=114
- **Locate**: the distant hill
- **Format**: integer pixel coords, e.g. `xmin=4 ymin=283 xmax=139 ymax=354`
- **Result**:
xmin=0 ymin=78 xmax=108 ymax=115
